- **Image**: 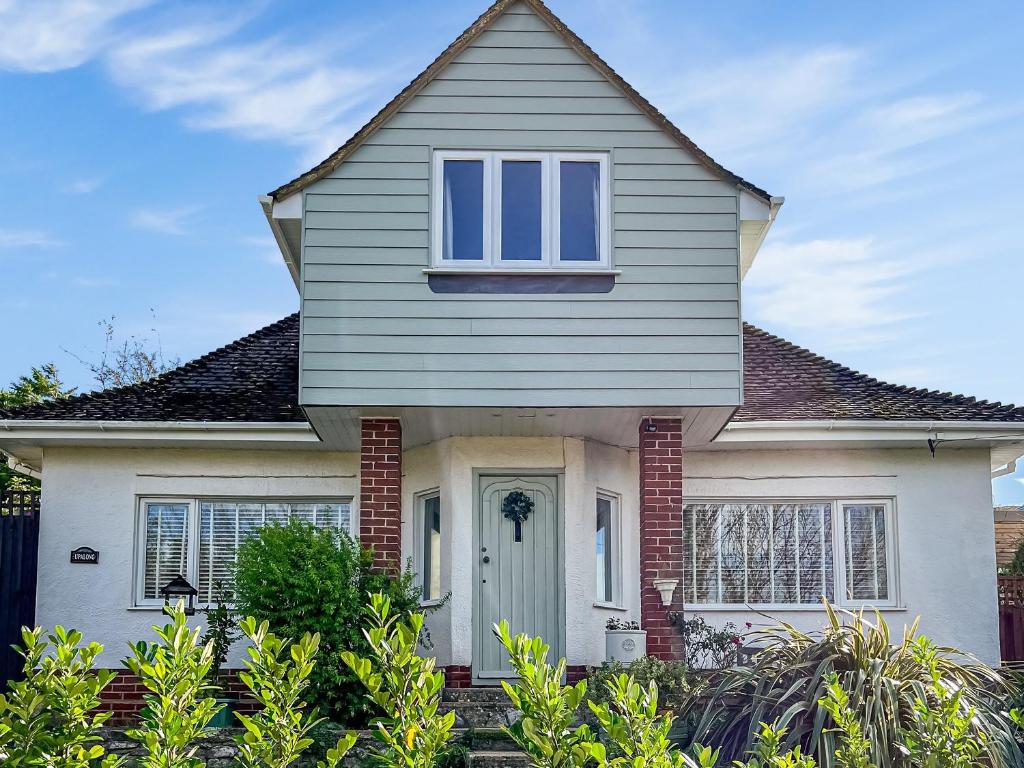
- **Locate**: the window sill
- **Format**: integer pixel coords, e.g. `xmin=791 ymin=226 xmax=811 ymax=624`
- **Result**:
xmin=593 ymin=601 xmax=628 ymax=611
xmin=127 ymin=605 xmax=167 ymax=612
xmin=424 ymin=268 xmax=621 ymax=276
xmin=687 ymin=604 xmax=907 ymax=613
xmin=420 ymin=599 xmax=444 ymax=608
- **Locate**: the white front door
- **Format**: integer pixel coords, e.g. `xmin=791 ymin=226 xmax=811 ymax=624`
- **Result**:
xmin=474 ymin=474 xmax=563 ymax=682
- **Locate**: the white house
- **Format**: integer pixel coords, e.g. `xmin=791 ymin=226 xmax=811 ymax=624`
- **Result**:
xmin=2 ymin=0 xmax=1022 ymax=697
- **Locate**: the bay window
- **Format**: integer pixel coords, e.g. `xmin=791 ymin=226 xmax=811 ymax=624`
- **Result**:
xmin=432 ymin=150 xmax=609 ymax=269
xmin=682 ymin=499 xmax=896 ymax=608
xmin=135 ymin=498 xmax=353 ymax=606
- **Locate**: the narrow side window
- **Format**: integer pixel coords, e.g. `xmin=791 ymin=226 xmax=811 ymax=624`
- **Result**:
xmin=442 ymin=159 xmax=485 ymax=261
xmin=596 ymin=493 xmax=618 ymax=603
xmin=420 ymin=493 xmax=442 ymax=601
xmin=139 ymin=500 xmax=190 ymax=603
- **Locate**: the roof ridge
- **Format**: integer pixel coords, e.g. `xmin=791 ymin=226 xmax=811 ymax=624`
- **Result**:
xmin=268 ymin=0 xmax=771 ymax=202
xmin=742 ymin=321 xmax=1024 ymax=416
xmin=0 ymin=313 xmax=300 ymax=420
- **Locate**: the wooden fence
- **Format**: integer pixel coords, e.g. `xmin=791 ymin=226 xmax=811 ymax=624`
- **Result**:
xmin=0 ymin=490 xmax=40 ymax=684
xmin=998 ymin=575 xmax=1024 ymax=662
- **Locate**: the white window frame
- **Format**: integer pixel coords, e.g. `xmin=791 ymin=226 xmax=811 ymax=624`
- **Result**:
xmin=133 ymin=496 xmax=354 ymax=608
xmin=415 ymin=488 xmax=443 ymax=606
xmin=681 ymin=497 xmax=898 ymax=611
xmin=595 ymin=490 xmax=622 ymax=608
xmin=431 ymin=149 xmax=610 ymax=270
xmin=836 ymin=499 xmax=898 ymax=609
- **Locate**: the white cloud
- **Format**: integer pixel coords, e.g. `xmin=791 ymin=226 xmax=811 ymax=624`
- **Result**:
xmin=242 ymin=235 xmax=286 ymax=266
xmin=63 ymin=176 xmax=104 ymax=195
xmin=744 ymin=237 xmax=923 ymax=349
xmin=650 ymin=46 xmax=864 ymax=164
xmin=0 ymin=0 xmax=149 ymax=73
xmin=104 ymin=18 xmax=387 ymax=160
xmin=131 ymin=206 xmax=198 ymax=236
xmin=0 ymin=228 xmax=63 ymax=248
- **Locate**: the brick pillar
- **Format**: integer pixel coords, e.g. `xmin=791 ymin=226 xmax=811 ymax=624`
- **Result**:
xmin=639 ymin=417 xmax=685 ymax=660
xmin=360 ymin=418 xmax=402 ymax=572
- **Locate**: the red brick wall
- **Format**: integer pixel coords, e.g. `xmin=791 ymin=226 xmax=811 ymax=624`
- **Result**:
xmin=360 ymin=418 xmax=403 ymax=572
xmin=638 ymin=418 xmax=684 ymax=660
xmin=97 ymin=670 xmax=258 ymax=726
xmin=443 ymin=665 xmax=472 ymax=688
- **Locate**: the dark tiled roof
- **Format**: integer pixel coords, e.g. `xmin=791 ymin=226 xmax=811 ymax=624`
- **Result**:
xmin=0 ymin=314 xmax=303 ymax=422
xmin=736 ymin=323 xmax=1024 ymax=422
xmin=3 ymin=315 xmax=1021 ymax=425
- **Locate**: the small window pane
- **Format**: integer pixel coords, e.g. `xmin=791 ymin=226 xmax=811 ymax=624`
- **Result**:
xmin=193 ymin=500 xmax=351 ymax=604
xmin=143 ymin=503 xmax=189 ymax=601
xmin=559 ymin=161 xmax=600 ymax=261
xmin=683 ymin=502 xmax=834 ymax=605
xmin=844 ymin=505 xmax=888 ymax=601
xmin=422 ymin=495 xmax=441 ymax=601
xmin=596 ymin=496 xmax=615 ymax=602
xmin=443 ymin=159 xmax=484 ymax=261
xmin=501 ymin=160 xmax=542 ymax=261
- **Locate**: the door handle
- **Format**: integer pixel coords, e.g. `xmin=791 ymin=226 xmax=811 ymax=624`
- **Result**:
xmin=482 ymin=555 xmax=491 ymax=564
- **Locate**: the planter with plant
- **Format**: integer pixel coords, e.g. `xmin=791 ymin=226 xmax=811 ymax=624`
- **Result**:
xmin=604 ymin=617 xmax=646 ymax=665
xmin=201 ymin=584 xmax=241 ymax=728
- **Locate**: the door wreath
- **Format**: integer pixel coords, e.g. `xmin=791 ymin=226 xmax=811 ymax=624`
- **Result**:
xmin=502 ymin=489 xmax=534 ymax=542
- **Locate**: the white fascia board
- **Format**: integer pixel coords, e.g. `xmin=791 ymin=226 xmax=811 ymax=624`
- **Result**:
xmin=258 ymin=195 xmax=300 ymax=289
xmin=271 ymin=193 xmax=302 ymax=220
xmin=0 ymin=420 xmax=319 ymax=443
xmin=739 ymin=193 xmax=784 ymax=279
xmin=721 ymin=419 xmax=1024 ymax=440
xmin=718 ymin=419 xmax=1024 ymax=475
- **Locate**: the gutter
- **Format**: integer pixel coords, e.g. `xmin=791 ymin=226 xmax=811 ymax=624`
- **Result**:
xmin=2 ymin=451 xmax=41 ymax=480
xmin=258 ymin=195 xmax=300 ymax=290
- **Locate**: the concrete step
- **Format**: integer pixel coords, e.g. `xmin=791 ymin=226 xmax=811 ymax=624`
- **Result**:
xmin=441 ymin=687 xmax=521 ymax=729
xmin=468 ymin=750 xmax=531 ymax=768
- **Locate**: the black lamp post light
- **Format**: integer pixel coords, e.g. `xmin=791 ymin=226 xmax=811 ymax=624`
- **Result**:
xmin=160 ymin=574 xmax=198 ymax=616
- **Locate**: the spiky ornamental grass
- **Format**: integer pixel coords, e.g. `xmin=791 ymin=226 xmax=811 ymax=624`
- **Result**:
xmin=681 ymin=602 xmax=1022 ymax=768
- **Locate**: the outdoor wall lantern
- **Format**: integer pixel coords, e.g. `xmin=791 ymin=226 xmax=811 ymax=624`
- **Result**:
xmin=160 ymin=574 xmax=198 ymax=616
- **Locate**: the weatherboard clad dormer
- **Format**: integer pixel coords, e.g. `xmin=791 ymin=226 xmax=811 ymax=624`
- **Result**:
xmin=263 ymin=0 xmax=780 ymax=448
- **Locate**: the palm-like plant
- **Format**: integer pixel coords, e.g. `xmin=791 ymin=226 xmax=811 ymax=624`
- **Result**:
xmin=680 ymin=602 xmax=1022 ymax=768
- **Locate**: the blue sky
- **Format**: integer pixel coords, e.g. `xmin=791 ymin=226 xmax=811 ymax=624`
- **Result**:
xmin=2 ymin=1 xmax=1024 ymax=499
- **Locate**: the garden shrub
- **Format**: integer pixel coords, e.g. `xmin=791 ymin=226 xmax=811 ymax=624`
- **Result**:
xmin=342 ymin=593 xmax=455 ymax=768
xmin=585 ymin=673 xmax=689 ymax=768
xmin=669 ymin=613 xmax=743 ymax=670
xmin=0 ymin=625 xmax=120 ymax=767
xmin=236 ymin=617 xmax=356 ymax=768
xmin=495 ymin=619 xmax=594 ymax=768
xmin=123 ymin=600 xmax=222 ymax=768
xmin=586 ymin=656 xmax=690 ymax=705
xmin=232 ymin=520 xmax=422 ymax=725
xmin=680 ymin=601 xmax=1022 ymax=768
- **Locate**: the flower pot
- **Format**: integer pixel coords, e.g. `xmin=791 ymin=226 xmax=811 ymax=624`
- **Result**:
xmin=207 ymin=698 xmax=237 ymax=728
xmin=605 ymin=629 xmax=646 ymax=664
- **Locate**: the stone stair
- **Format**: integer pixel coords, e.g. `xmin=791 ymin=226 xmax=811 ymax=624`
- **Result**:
xmin=441 ymin=687 xmax=522 ymax=729
xmin=443 ymin=689 xmax=530 ymax=768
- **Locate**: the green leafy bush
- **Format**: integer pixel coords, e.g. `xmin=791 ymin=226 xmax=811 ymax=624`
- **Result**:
xmin=232 ymin=520 xmax=422 ymax=725
xmin=0 ymin=625 xmax=121 ymax=767
xmin=586 ymin=656 xmax=690 ymax=705
xmin=669 ymin=613 xmax=743 ymax=670
xmin=236 ymin=617 xmax=356 ymax=768
xmin=585 ymin=673 xmax=689 ymax=768
xmin=123 ymin=600 xmax=222 ymax=768
xmin=342 ymin=593 xmax=455 ymax=768
xmin=494 ymin=619 xmax=593 ymax=768
xmin=680 ymin=602 xmax=1021 ymax=768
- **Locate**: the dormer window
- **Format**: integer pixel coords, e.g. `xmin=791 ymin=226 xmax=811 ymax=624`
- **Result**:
xmin=431 ymin=150 xmax=609 ymax=270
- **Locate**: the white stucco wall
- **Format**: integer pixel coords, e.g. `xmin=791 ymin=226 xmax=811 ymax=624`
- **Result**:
xmin=33 ymin=440 xmax=999 ymax=672
xmin=37 ymin=446 xmax=359 ymax=667
xmin=682 ymin=446 xmax=999 ymax=664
